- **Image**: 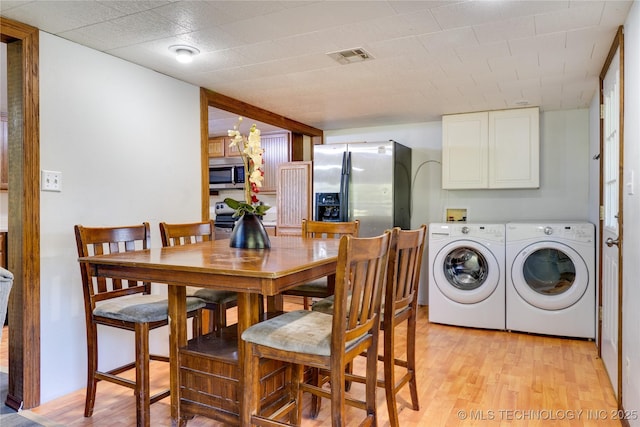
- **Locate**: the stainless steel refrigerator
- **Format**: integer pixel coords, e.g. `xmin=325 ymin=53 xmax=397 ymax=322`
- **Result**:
xmin=313 ymin=141 xmax=411 ymax=237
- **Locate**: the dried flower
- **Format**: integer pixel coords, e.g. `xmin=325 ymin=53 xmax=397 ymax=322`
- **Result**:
xmin=225 ymin=117 xmax=271 ymax=217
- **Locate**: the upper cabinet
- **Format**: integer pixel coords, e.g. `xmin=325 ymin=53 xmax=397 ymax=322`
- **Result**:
xmin=208 ymin=136 xmax=241 ymax=158
xmin=442 ymin=107 xmax=539 ymax=189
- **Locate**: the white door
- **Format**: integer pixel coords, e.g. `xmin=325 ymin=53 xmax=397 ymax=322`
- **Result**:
xmin=600 ymin=36 xmax=623 ymax=403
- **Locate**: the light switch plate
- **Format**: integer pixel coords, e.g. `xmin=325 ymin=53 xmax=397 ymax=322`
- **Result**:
xmin=41 ymin=170 xmax=62 ymax=192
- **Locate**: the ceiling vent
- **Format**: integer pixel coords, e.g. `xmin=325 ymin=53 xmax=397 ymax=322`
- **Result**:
xmin=327 ymin=47 xmax=374 ymax=65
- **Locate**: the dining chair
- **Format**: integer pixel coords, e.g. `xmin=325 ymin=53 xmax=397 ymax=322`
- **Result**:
xmin=241 ymin=229 xmax=393 ymax=426
xmin=311 ymin=225 xmax=427 ymax=427
xmin=282 ymin=219 xmax=360 ymax=309
xmin=74 ymin=223 xmax=206 ymax=427
xmin=159 ymin=220 xmax=238 ymax=336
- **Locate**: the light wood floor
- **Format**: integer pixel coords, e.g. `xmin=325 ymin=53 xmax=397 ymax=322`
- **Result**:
xmin=1 ymin=300 xmax=620 ymax=426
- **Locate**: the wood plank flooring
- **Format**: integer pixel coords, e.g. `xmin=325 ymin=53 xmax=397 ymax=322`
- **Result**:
xmin=1 ymin=300 xmax=620 ymax=426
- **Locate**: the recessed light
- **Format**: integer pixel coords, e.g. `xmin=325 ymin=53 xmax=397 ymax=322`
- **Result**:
xmin=169 ymin=45 xmax=200 ymax=64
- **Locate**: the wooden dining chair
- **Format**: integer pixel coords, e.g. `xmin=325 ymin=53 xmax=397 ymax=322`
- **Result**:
xmin=241 ymin=229 xmax=393 ymax=426
xmin=159 ymin=220 xmax=238 ymax=336
xmin=311 ymin=225 xmax=427 ymax=427
xmin=74 ymin=223 xmax=206 ymax=427
xmin=282 ymin=219 xmax=360 ymax=309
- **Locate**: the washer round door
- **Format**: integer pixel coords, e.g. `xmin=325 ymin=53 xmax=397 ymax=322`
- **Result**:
xmin=432 ymin=240 xmax=500 ymax=304
xmin=510 ymin=241 xmax=589 ymax=310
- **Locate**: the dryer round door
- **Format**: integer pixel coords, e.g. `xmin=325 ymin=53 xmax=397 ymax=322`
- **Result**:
xmin=432 ymin=240 xmax=500 ymax=304
xmin=510 ymin=241 xmax=589 ymax=310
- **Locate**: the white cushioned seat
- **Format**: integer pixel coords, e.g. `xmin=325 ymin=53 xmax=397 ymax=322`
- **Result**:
xmin=241 ymin=310 xmax=368 ymax=357
xmin=94 ymin=294 xmax=206 ymax=323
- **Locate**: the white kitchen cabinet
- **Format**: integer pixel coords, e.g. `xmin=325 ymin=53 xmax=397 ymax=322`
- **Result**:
xmin=442 ymin=111 xmax=489 ymax=189
xmin=442 ymin=107 xmax=539 ymax=189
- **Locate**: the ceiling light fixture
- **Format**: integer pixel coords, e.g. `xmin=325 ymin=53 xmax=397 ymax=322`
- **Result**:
xmin=169 ymin=45 xmax=200 ymax=64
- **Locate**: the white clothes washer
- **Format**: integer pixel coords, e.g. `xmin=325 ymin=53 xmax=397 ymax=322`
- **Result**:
xmin=428 ymin=223 xmax=506 ymax=330
xmin=506 ymin=222 xmax=595 ymax=339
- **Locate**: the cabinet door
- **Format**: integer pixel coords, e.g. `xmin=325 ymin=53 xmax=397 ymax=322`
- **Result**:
xmin=277 ymin=161 xmax=312 ymax=236
xmin=225 ymin=139 xmax=242 ymax=157
xmin=208 ymin=136 xmax=225 ymax=158
xmin=488 ymin=107 xmax=539 ymax=188
xmin=442 ymin=112 xmax=488 ymax=189
xmin=261 ymin=133 xmax=290 ymax=193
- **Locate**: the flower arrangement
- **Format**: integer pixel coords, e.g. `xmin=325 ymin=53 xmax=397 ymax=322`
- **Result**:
xmin=224 ymin=117 xmax=271 ymax=218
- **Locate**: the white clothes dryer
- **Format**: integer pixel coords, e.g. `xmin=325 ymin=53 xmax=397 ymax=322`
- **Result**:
xmin=506 ymin=222 xmax=595 ymax=339
xmin=428 ymin=223 xmax=505 ymax=330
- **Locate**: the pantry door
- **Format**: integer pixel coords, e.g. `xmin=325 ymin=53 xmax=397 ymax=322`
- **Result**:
xmin=599 ymin=26 xmax=624 ymax=406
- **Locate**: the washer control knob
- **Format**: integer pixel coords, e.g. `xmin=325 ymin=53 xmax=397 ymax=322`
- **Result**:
xmin=544 ymin=226 xmax=553 ymax=235
xmin=461 ymin=226 xmax=470 ymax=234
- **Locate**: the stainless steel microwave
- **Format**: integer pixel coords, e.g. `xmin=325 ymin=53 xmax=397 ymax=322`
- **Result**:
xmin=209 ymin=158 xmax=245 ymax=190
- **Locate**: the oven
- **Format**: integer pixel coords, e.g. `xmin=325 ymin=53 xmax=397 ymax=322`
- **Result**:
xmin=214 ymin=201 xmax=238 ymax=240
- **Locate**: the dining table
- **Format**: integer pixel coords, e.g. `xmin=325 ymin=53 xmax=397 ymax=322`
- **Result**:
xmin=79 ymin=235 xmax=340 ymax=426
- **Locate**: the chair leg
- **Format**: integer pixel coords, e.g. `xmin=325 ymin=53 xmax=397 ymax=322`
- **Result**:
xmin=329 ymin=360 xmax=347 ymax=426
xmin=384 ymin=324 xmax=400 ymax=427
xmin=291 ymin=363 xmax=304 ymax=424
xmin=215 ymin=304 xmax=226 ymax=337
xmin=303 ymin=296 xmax=310 ymax=310
xmin=192 ymin=308 xmax=203 ymax=338
xmin=406 ymin=310 xmax=419 ymax=411
xmin=84 ymin=324 xmax=99 ymax=417
xmin=204 ymin=303 xmax=223 ymax=337
xmin=364 ymin=340 xmax=378 ymax=426
xmin=309 ymin=367 xmax=322 ymax=418
xmin=134 ymin=322 xmax=151 ymax=427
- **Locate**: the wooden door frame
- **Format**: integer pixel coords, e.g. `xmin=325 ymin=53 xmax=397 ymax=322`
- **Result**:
xmin=598 ymin=25 xmax=624 ymax=408
xmin=199 ymin=88 xmax=323 ymax=221
xmin=1 ymin=17 xmax=41 ymax=410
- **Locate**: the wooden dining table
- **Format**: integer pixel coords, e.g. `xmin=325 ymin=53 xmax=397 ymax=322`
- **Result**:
xmin=79 ymin=235 xmax=340 ymax=426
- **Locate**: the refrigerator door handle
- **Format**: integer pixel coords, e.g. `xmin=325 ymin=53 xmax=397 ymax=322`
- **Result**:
xmin=340 ymin=151 xmax=351 ymax=222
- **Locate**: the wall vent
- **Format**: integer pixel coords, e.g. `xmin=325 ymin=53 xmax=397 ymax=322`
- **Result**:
xmin=327 ymin=47 xmax=374 ymax=65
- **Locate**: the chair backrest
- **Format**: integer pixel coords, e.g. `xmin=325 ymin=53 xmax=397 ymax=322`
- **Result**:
xmin=301 ymin=219 xmax=360 ymax=239
xmin=74 ymin=223 xmax=152 ymax=313
xmin=384 ymin=225 xmax=427 ymax=324
xmin=332 ymin=230 xmax=393 ymax=353
xmin=159 ymin=220 xmax=215 ymax=247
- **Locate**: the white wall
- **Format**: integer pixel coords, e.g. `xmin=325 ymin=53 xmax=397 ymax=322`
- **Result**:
xmin=326 ymin=110 xmax=591 ymax=224
xmin=326 ymin=109 xmax=591 ymax=305
xmin=622 ymin=2 xmax=640 ymax=424
xmin=38 ymin=32 xmax=201 ymax=402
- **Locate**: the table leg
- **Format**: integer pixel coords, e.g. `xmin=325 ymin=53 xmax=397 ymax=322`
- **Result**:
xmin=237 ymin=292 xmax=260 ymax=427
xmin=168 ymin=285 xmax=187 ymax=427
xmin=267 ymin=295 xmax=283 ymax=312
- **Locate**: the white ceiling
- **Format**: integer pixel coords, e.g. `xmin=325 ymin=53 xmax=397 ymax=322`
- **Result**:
xmin=0 ymin=0 xmax=633 ymax=134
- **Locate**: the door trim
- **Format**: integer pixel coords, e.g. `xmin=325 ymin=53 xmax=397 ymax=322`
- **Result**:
xmin=0 ymin=17 xmax=41 ymax=409
xmin=598 ymin=25 xmax=624 ymax=408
